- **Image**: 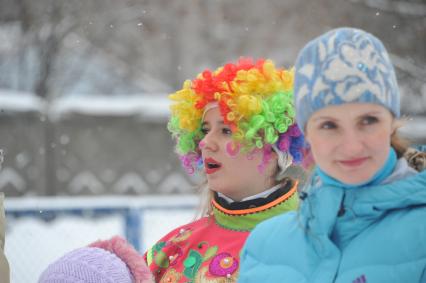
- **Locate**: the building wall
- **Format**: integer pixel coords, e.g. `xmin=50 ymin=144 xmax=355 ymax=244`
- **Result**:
xmin=0 ymin=100 xmax=201 ymax=196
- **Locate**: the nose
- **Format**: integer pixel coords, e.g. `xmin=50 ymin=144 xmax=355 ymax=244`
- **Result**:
xmin=339 ymin=129 xmax=365 ymax=155
xmin=200 ymin=132 xmax=219 ymax=152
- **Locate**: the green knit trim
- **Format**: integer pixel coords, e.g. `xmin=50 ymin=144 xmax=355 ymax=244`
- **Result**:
xmin=213 ymin=192 xmax=299 ymax=231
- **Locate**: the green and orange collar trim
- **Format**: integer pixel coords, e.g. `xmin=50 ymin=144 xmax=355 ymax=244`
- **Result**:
xmin=212 ymin=181 xmax=299 ymax=231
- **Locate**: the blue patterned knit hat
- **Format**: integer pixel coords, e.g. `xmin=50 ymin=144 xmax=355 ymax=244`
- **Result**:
xmin=294 ymin=27 xmax=400 ymax=132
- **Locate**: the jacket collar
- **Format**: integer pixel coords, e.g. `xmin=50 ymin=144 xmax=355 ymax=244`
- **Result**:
xmin=300 ymin=166 xmax=426 ymax=249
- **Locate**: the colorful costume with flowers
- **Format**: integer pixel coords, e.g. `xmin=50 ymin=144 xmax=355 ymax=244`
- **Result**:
xmin=146 ymin=58 xmax=305 ymax=282
xmin=145 ymin=179 xmax=299 ymax=283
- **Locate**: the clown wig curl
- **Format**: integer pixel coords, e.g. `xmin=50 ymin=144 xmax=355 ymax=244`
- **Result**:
xmin=168 ymin=57 xmax=305 ymax=174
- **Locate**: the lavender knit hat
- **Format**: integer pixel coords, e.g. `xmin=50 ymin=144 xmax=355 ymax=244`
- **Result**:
xmin=38 ymin=247 xmax=133 ymax=283
xmin=294 ymin=27 xmax=400 ymax=132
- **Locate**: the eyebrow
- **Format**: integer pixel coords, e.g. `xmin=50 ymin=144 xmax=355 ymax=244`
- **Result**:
xmin=201 ymin=120 xmax=225 ymax=126
xmin=311 ymin=116 xmax=337 ymax=123
xmin=312 ymin=111 xmax=384 ymax=122
xmin=361 ymin=111 xmax=383 ymax=116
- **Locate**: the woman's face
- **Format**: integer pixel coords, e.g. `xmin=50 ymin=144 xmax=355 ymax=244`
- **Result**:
xmin=199 ymin=107 xmax=277 ymax=201
xmin=305 ymin=103 xmax=396 ymax=184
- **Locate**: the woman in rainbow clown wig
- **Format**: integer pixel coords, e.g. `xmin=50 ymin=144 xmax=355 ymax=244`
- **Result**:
xmin=144 ymin=57 xmax=307 ymax=282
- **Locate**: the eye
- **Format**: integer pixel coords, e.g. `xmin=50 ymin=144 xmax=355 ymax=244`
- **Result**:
xmin=319 ymin=121 xmax=337 ymax=130
xmin=361 ymin=116 xmax=378 ymax=125
xmin=200 ymin=126 xmax=210 ymax=135
xmin=222 ymin=127 xmax=232 ymax=135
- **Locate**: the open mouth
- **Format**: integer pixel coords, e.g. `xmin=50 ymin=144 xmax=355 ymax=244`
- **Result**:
xmin=207 ymin=163 xmax=220 ymax=169
xmin=204 ymin=157 xmax=222 ymax=174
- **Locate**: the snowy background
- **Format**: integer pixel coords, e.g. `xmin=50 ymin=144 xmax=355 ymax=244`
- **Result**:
xmin=5 ymin=195 xmax=198 ymax=282
xmin=0 ymin=0 xmax=425 ymax=282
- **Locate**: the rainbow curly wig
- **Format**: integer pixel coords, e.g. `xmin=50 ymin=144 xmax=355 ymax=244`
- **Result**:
xmin=168 ymin=57 xmax=305 ymax=174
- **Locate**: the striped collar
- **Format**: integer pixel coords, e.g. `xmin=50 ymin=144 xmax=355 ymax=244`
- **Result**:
xmin=212 ymin=180 xmax=299 ymax=231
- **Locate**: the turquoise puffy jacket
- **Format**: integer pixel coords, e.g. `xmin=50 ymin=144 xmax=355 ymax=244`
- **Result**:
xmin=239 ymin=161 xmax=426 ymax=283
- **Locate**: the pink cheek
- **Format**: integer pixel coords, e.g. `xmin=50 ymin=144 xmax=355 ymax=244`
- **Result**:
xmin=226 ymin=142 xmax=240 ymax=158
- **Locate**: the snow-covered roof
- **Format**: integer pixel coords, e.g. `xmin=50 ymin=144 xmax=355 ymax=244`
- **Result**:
xmin=48 ymin=95 xmax=171 ymax=121
xmin=0 ymin=90 xmax=425 ymax=139
xmin=0 ymin=91 xmax=172 ymax=120
xmin=0 ymin=90 xmax=46 ymax=113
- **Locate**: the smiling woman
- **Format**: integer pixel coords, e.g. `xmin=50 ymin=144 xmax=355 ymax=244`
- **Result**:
xmin=306 ymin=103 xmax=396 ymax=185
xmin=144 ymin=58 xmax=307 ymax=282
xmin=239 ymin=28 xmax=426 ymax=283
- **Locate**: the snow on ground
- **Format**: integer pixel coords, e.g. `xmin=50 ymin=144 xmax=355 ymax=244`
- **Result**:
xmin=4 ymin=195 xmax=198 ymax=283
xmin=6 ymin=214 xmax=124 ymax=283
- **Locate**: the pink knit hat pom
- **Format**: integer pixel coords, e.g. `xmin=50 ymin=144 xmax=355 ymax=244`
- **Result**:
xmin=89 ymin=236 xmax=154 ymax=283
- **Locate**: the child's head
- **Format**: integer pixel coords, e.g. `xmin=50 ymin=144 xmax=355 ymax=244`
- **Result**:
xmin=294 ymin=27 xmax=401 ymax=184
xmin=38 ymin=236 xmax=153 ymax=283
xmin=38 ymin=247 xmax=134 ymax=283
xmin=168 ymin=58 xmax=305 ymax=199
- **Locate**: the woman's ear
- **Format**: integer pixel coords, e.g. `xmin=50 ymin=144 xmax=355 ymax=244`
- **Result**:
xmin=303 ymin=126 xmax=311 ymax=146
xmin=268 ymin=149 xmax=280 ymax=183
xmin=391 ymin=118 xmax=403 ymax=135
xmin=267 ymin=147 xmax=279 ymax=172
xmin=270 ymin=148 xmax=278 ymax=161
